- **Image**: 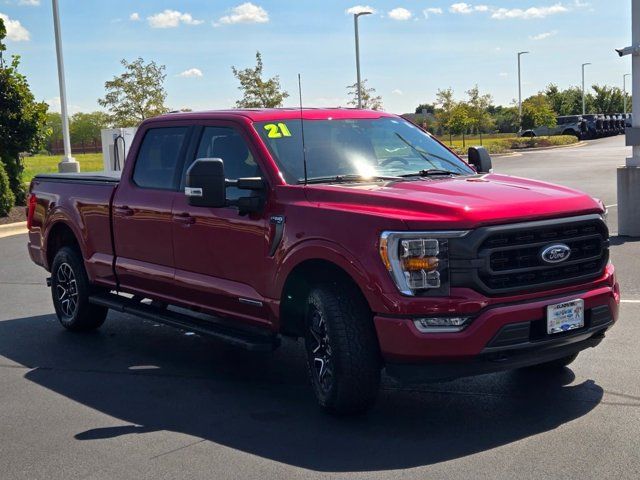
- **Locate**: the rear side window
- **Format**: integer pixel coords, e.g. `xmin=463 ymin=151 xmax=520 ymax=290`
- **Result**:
xmin=133 ymin=127 xmax=189 ymax=190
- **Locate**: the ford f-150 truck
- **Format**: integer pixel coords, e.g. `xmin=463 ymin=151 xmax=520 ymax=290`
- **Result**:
xmin=27 ymin=109 xmax=619 ymax=414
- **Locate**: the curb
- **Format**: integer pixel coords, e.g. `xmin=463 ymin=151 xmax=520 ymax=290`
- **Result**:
xmin=509 ymin=141 xmax=587 ymax=153
xmin=0 ymin=221 xmax=27 ymax=239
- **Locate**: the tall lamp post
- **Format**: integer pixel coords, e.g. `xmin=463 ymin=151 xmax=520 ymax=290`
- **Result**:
xmin=517 ymin=51 xmax=529 ymax=131
xmin=354 ymin=10 xmax=372 ymax=109
xmin=52 ymin=0 xmax=79 ymax=173
xmin=581 ymin=62 xmax=592 ymax=115
xmin=624 ymin=73 xmax=631 ymax=113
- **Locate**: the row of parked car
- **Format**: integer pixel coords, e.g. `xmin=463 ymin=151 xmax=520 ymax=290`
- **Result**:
xmin=521 ymin=113 xmax=633 ymax=140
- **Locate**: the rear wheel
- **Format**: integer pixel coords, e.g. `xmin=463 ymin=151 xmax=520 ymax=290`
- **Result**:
xmin=526 ymin=353 xmax=578 ymax=371
xmin=51 ymin=247 xmax=107 ymax=331
xmin=304 ymin=282 xmax=381 ymax=415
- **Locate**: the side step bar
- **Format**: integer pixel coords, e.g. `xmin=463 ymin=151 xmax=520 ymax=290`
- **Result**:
xmin=89 ymin=292 xmax=280 ymax=352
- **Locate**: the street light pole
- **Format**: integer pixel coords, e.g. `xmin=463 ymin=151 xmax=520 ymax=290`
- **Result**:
xmin=52 ymin=0 xmax=79 ymax=173
xmin=354 ymin=11 xmax=372 ymax=109
xmin=624 ymin=73 xmax=631 ymax=113
xmin=517 ymin=51 xmax=529 ymax=131
xmin=581 ymin=62 xmax=592 ymax=115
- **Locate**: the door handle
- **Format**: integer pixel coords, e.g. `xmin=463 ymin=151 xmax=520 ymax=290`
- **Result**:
xmin=114 ymin=206 xmax=134 ymax=217
xmin=173 ymin=213 xmax=195 ymax=225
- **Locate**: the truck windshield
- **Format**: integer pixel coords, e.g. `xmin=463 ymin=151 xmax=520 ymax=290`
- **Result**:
xmin=255 ymin=117 xmax=474 ymax=184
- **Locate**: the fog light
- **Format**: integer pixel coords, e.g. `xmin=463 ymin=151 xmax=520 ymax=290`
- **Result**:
xmin=414 ymin=316 xmax=471 ymax=333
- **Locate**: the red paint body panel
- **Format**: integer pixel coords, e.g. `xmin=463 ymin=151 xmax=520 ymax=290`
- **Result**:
xmin=27 ymin=109 xmax=619 ymax=367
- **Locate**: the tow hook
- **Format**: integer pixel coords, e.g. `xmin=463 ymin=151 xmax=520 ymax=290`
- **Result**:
xmin=46 ymin=277 xmax=51 ymax=287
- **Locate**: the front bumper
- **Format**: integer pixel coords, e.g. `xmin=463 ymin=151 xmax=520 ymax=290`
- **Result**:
xmin=374 ymin=265 xmax=619 ymax=381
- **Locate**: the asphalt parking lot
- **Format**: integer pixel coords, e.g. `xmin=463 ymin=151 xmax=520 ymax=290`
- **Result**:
xmin=1 ymin=135 xmax=638 ymax=480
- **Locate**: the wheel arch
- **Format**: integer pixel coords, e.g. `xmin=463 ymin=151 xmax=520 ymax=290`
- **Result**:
xmin=45 ymin=220 xmax=83 ymax=271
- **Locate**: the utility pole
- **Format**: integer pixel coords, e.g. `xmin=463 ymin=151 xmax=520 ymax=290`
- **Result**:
xmin=52 ymin=0 xmax=79 ymax=173
xmin=354 ymin=11 xmax=372 ymax=109
xmin=582 ymin=62 xmax=592 ymax=115
xmin=517 ymin=51 xmax=529 ymax=131
xmin=617 ymin=1 xmax=640 ymax=236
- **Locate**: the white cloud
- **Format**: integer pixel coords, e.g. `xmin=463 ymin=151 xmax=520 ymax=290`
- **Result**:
xmin=499 ymin=72 xmax=509 ymax=77
xmin=423 ymin=7 xmax=443 ymax=18
xmin=129 ymin=12 xmax=140 ymax=21
xmin=392 ymin=89 xmax=403 ymax=95
xmin=217 ymin=3 xmax=269 ymax=25
xmin=388 ymin=7 xmax=412 ymax=21
xmin=449 ymin=3 xmax=490 ymax=14
xmin=346 ymin=5 xmax=377 ymax=15
xmin=178 ymin=68 xmax=203 ymax=78
xmin=147 ymin=10 xmax=203 ymax=28
xmin=530 ymin=30 xmax=557 ymax=40
xmin=0 ymin=13 xmax=30 ymax=41
xmin=491 ymin=4 xmax=568 ymax=20
xmin=18 ymin=0 xmax=40 ymax=6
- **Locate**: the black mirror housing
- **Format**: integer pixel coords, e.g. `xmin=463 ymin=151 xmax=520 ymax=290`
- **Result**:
xmin=468 ymin=146 xmax=493 ymax=174
xmin=186 ymin=158 xmax=226 ymax=207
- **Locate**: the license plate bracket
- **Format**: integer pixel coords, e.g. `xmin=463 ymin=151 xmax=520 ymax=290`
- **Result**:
xmin=547 ymin=299 xmax=585 ymax=335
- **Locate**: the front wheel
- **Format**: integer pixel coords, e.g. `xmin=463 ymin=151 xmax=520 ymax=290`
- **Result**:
xmin=51 ymin=247 xmax=108 ymax=331
xmin=304 ymin=282 xmax=381 ymax=415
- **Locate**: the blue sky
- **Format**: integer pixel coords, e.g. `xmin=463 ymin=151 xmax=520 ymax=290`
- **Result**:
xmin=0 ymin=0 xmax=632 ymax=115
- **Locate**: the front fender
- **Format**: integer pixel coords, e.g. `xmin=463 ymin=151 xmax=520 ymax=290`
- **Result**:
xmin=271 ymin=238 xmax=388 ymax=314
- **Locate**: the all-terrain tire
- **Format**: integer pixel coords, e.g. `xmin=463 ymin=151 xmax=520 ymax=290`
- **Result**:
xmin=50 ymin=246 xmax=108 ymax=331
xmin=304 ymin=281 xmax=381 ymax=415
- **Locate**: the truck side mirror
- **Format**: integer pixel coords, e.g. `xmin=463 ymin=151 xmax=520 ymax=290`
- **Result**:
xmin=185 ymin=158 xmax=227 ymax=208
xmin=468 ymin=146 xmax=493 ymax=174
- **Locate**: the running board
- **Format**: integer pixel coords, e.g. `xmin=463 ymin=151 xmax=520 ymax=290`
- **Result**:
xmin=89 ymin=292 xmax=279 ymax=352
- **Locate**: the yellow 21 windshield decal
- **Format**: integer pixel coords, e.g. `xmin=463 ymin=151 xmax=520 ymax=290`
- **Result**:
xmin=264 ymin=123 xmax=292 ymax=139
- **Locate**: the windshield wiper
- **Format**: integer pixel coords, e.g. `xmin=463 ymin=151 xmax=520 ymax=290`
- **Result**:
xmin=400 ymin=169 xmax=462 ymax=178
xmin=299 ymin=174 xmax=403 ymax=185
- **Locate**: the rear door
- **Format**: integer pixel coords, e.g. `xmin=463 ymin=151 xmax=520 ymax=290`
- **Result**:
xmin=112 ymin=125 xmax=191 ymax=300
xmin=171 ymin=123 xmax=271 ymax=328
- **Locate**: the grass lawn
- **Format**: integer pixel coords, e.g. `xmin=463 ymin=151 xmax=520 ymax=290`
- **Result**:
xmin=22 ymin=153 xmax=104 ymax=183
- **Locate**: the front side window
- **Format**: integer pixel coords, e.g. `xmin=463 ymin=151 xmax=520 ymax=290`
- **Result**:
xmin=133 ymin=127 xmax=189 ymax=190
xmin=254 ymin=117 xmax=474 ymax=184
xmin=193 ymin=127 xmax=260 ymax=200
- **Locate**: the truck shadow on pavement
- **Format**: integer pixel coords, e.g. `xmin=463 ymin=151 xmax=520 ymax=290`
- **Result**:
xmin=0 ymin=313 xmax=604 ymax=472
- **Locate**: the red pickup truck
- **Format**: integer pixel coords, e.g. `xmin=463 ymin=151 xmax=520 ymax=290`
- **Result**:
xmin=27 ymin=109 xmax=619 ymax=414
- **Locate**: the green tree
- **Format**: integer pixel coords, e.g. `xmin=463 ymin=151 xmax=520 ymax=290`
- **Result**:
xmin=434 ymin=88 xmax=455 ymax=136
xmin=466 ymin=85 xmax=495 ymax=135
xmin=544 ymin=84 xmax=593 ymax=115
xmin=346 ymin=79 xmax=383 ymax=110
xmin=490 ymin=105 xmax=519 ymax=133
xmin=0 ymin=18 xmax=49 ymax=205
xmin=42 ymin=112 xmax=62 ymax=153
xmin=449 ymin=102 xmax=471 ymax=135
xmin=591 ymin=85 xmax=628 ymax=113
xmin=232 ymin=51 xmax=289 ymax=108
xmin=414 ymin=103 xmax=436 ymax=114
xmin=522 ymin=94 xmax=557 ymax=130
xmin=70 ymin=111 xmax=110 ymax=144
xmin=0 ymin=162 xmax=13 ymax=217
xmin=98 ymin=58 xmax=168 ymax=127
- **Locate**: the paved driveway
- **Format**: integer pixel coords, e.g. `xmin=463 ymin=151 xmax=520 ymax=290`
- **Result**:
xmin=0 ymin=136 xmax=638 ymax=480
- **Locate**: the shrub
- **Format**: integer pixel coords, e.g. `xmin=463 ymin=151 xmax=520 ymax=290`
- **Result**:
xmin=0 ymin=162 xmax=15 ymax=217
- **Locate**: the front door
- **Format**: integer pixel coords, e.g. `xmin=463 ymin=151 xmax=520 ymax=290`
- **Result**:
xmin=171 ymin=124 xmax=270 ymax=328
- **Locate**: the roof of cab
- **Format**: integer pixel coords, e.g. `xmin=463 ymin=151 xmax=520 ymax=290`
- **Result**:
xmin=152 ymin=108 xmax=396 ymax=123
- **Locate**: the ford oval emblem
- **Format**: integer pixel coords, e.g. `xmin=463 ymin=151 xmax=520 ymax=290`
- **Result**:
xmin=540 ymin=244 xmax=572 ymax=264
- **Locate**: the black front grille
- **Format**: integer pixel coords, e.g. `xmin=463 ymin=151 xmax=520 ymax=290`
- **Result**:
xmin=449 ymin=215 xmax=609 ymax=296
xmin=479 ymin=218 xmax=608 ymax=293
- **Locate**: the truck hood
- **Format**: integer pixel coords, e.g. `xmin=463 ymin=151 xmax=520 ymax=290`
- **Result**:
xmin=303 ymin=173 xmax=603 ymax=230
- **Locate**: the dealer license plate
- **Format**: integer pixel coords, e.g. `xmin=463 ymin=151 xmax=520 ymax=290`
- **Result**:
xmin=547 ymin=299 xmax=585 ymax=335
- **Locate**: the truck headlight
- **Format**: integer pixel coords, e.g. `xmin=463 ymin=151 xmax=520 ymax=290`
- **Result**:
xmin=379 ymin=231 xmax=469 ymax=296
